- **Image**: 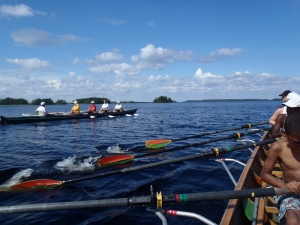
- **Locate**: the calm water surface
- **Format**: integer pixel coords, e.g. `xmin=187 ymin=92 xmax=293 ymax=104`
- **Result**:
xmin=0 ymin=101 xmax=278 ymax=224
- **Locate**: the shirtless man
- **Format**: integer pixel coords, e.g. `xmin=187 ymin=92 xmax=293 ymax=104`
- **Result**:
xmin=269 ymin=90 xmax=291 ymax=125
xmin=271 ymin=92 xmax=300 ymax=138
xmin=261 ymin=111 xmax=300 ymax=224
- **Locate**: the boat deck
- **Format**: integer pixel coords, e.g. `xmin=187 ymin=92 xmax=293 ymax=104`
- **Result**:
xmin=220 ymin=131 xmax=280 ymax=225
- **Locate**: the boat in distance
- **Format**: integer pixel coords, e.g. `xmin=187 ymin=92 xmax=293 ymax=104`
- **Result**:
xmin=220 ymin=130 xmax=280 ymax=225
xmin=0 ymin=109 xmax=138 ymax=125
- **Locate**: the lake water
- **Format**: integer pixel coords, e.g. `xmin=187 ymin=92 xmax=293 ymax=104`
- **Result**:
xmin=0 ymin=101 xmax=278 ymax=225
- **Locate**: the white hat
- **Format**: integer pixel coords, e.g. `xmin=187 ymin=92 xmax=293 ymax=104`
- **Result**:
xmin=283 ymin=93 xmax=300 ymax=107
xmin=117 ymin=101 xmax=120 ymax=103
xmin=41 ymin=102 xmax=45 ymax=105
xmin=287 ymin=92 xmax=298 ymax=100
xmin=91 ymin=101 xmax=95 ymax=103
xmin=73 ymin=101 xmax=77 ymax=104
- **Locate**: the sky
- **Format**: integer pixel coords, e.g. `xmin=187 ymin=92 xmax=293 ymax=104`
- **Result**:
xmin=1 ymin=0 xmax=300 ymax=102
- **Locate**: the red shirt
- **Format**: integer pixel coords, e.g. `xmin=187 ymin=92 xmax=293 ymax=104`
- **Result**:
xmin=89 ymin=104 xmax=96 ymax=112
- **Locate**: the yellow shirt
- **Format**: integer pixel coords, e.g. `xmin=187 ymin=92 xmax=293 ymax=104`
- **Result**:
xmin=71 ymin=104 xmax=80 ymax=114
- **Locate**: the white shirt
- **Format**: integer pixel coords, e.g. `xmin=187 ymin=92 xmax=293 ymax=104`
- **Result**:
xmin=101 ymin=103 xmax=109 ymax=109
xmin=35 ymin=106 xmax=46 ymax=116
xmin=114 ymin=104 xmax=122 ymax=109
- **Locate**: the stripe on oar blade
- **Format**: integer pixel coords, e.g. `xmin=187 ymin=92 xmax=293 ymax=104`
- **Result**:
xmin=146 ymin=140 xmax=172 ymax=148
xmin=98 ymin=155 xmax=134 ymax=166
xmin=11 ymin=179 xmax=62 ymax=190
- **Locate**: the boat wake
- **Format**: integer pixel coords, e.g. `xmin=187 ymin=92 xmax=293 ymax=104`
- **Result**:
xmin=54 ymin=156 xmax=100 ymax=174
xmin=0 ymin=168 xmax=33 ymax=188
xmin=106 ymin=145 xmax=127 ymax=154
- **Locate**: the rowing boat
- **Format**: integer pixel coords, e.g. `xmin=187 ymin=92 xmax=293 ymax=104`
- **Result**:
xmin=220 ymin=130 xmax=280 ymax=224
xmin=0 ymin=109 xmax=138 ymax=125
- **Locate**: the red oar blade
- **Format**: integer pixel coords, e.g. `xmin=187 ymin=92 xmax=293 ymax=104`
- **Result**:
xmin=98 ymin=155 xmax=134 ymax=166
xmin=11 ymin=179 xmax=63 ymax=190
xmin=146 ymin=140 xmax=172 ymax=148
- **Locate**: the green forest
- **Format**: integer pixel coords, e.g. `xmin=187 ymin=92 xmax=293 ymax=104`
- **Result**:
xmin=0 ymin=97 xmax=111 ymax=105
xmin=153 ymin=96 xmax=176 ymax=103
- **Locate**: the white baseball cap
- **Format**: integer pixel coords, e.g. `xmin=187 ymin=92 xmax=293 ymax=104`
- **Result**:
xmin=73 ymin=101 xmax=77 ymax=104
xmin=41 ymin=102 xmax=45 ymax=105
xmin=283 ymin=93 xmax=300 ymax=107
xmin=91 ymin=101 xmax=95 ymax=103
xmin=117 ymin=101 xmax=120 ymax=103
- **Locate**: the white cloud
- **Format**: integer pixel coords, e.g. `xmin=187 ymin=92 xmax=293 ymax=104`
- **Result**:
xmin=0 ymin=4 xmax=46 ymax=17
xmin=131 ymin=44 xmax=196 ymax=70
xmin=100 ymin=19 xmax=127 ymax=25
xmin=95 ymin=49 xmax=124 ymax=62
xmin=89 ymin=63 xmax=139 ymax=75
xmin=6 ymin=58 xmax=50 ymax=69
xmin=10 ymin=28 xmax=82 ymax=46
xmin=72 ymin=58 xmax=79 ymax=65
xmin=198 ymin=48 xmax=244 ymax=63
xmin=148 ymin=75 xmax=170 ymax=82
xmin=47 ymin=79 xmax=62 ymax=89
xmin=148 ymin=21 xmax=155 ymax=26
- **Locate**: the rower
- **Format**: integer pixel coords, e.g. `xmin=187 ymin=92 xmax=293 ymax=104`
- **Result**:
xmin=113 ymin=101 xmax=123 ymax=112
xmin=70 ymin=101 xmax=80 ymax=114
xmin=87 ymin=101 xmax=97 ymax=114
xmin=99 ymin=100 xmax=110 ymax=113
xmin=35 ymin=102 xmax=47 ymax=116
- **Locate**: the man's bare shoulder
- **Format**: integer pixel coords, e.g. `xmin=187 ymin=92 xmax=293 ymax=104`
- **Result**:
xmin=269 ymin=138 xmax=288 ymax=154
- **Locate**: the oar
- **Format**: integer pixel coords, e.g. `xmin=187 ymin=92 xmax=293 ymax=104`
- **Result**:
xmin=10 ymin=138 xmax=276 ymax=190
xmin=98 ymin=128 xmax=270 ymax=165
xmin=0 ymin=187 xmax=291 ymax=214
xmin=146 ymin=121 xmax=269 ymax=148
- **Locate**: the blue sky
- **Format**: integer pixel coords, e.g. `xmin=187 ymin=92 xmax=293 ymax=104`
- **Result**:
xmin=1 ymin=0 xmax=300 ymax=102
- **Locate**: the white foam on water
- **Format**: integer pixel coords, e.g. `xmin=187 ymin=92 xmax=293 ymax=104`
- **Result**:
xmin=106 ymin=145 xmax=125 ymax=154
xmin=54 ymin=156 xmax=100 ymax=174
xmin=0 ymin=168 xmax=34 ymax=187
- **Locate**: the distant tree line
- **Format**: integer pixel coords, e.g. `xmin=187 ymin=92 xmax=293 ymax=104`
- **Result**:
xmin=0 ymin=97 xmax=28 ymax=105
xmin=0 ymin=97 xmax=67 ymax=105
xmin=76 ymin=97 xmax=111 ymax=104
xmin=153 ymin=96 xmax=175 ymax=103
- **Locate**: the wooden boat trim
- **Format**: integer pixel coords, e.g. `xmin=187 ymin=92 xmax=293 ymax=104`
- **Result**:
xmin=220 ymin=130 xmax=275 ymax=225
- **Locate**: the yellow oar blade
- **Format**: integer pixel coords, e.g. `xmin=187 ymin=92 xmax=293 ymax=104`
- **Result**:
xmin=145 ymin=140 xmax=172 ymax=148
xmin=11 ymin=179 xmax=63 ymax=190
xmin=98 ymin=155 xmax=134 ymax=166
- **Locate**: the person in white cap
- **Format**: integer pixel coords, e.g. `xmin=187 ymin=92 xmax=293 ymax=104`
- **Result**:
xmin=271 ymin=92 xmax=300 ymax=138
xmin=35 ymin=102 xmax=47 ymax=116
xmin=269 ymin=90 xmax=291 ymax=125
xmin=87 ymin=101 xmax=97 ymax=114
xmin=69 ymin=100 xmax=80 ymax=114
xmin=99 ymin=99 xmax=110 ymax=113
xmin=113 ymin=101 xmax=123 ymax=112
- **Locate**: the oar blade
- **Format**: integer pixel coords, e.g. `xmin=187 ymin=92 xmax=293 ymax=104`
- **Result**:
xmin=11 ymin=179 xmax=63 ymax=190
xmin=98 ymin=155 xmax=134 ymax=166
xmin=146 ymin=140 xmax=172 ymax=148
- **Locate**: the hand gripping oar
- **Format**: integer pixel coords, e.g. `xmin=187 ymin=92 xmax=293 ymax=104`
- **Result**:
xmin=0 ymin=187 xmax=291 ymax=214
xmin=10 ymin=138 xmax=276 ymax=190
xmin=98 ymin=128 xmax=271 ymax=165
xmin=146 ymin=121 xmax=269 ymax=148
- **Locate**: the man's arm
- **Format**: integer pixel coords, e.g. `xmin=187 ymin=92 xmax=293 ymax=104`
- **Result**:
xmin=271 ymin=114 xmax=285 ymax=138
xmin=269 ymin=108 xmax=282 ymax=125
xmin=260 ymin=141 xmax=286 ymax=188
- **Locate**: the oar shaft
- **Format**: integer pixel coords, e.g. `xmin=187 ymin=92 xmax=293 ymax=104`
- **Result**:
xmin=0 ymin=187 xmax=290 ymax=214
xmin=137 ymin=128 xmax=270 ymax=158
xmin=65 ymin=138 xmax=276 ymax=184
xmin=172 ymin=121 xmax=269 ymax=142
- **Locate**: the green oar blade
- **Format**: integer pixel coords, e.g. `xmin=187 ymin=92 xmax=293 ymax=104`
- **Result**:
xmin=146 ymin=140 xmax=172 ymax=148
xmin=98 ymin=155 xmax=134 ymax=166
xmin=11 ymin=179 xmax=63 ymax=190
